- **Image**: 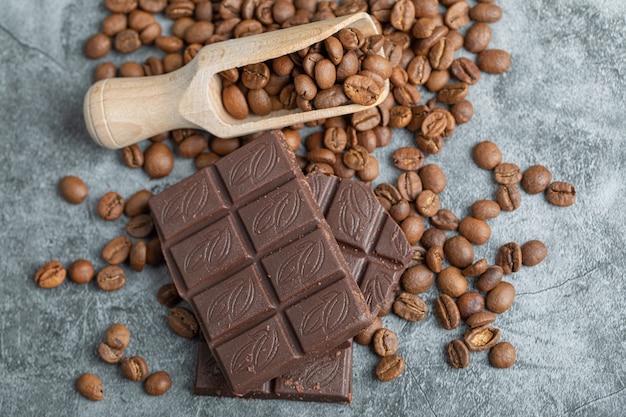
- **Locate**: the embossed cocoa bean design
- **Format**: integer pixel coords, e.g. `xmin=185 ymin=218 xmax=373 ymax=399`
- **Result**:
xmin=276 ymin=240 xmax=325 ymax=286
xmin=338 ymin=184 xmax=373 ymax=240
xmin=361 ymin=271 xmax=393 ymax=312
xmin=301 ymin=290 xmax=350 ymax=336
xmin=184 ymin=228 xmax=231 ymax=273
xmin=228 ymin=141 xmax=276 ymax=187
xmin=301 ymin=355 xmax=341 ymax=388
xmin=231 ymin=326 xmax=279 ymax=374
xmin=207 ymin=277 xmax=255 ymax=323
xmin=252 ymin=190 xmax=301 ymax=234
xmin=161 ymin=177 xmax=209 ymax=223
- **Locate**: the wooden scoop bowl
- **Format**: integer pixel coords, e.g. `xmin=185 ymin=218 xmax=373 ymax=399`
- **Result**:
xmin=83 ymin=12 xmax=389 ymax=149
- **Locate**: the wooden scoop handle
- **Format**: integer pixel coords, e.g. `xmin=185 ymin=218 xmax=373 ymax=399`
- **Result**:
xmin=83 ymin=64 xmax=199 ymax=149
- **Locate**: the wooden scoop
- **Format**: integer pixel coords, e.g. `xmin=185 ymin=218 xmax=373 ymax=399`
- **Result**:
xmin=84 ymin=12 xmax=389 ymax=149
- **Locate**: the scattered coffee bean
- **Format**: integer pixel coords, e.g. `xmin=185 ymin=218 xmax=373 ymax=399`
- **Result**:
xmin=462 ymin=258 xmax=488 ymax=277
xmin=355 ymin=316 xmax=383 ymax=346
xmin=401 ymin=215 xmax=425 ymax=245
xmin=444 ymin=235 xmax=474 ymax=269
xmin=96 ymin=265 xmax=127 ymax=291
xmin=546 ymin=181 xmax=576 ymax=207
xmin=437 ymin=266 xmax=467 ymax=298
xmin=102 ymin=235 xmax=132 ymax=265
xmin=393 ymin=292 xmax=427 ymax=322
xmin=84 ymin=33 xmax=112 ymax=59
xmin=144 ymin=371 xmax=172 ymax=396
xmin=372 ymin=328 xmax=399 ymax=357
xmin=68 ymin=259 xmax=95 ymax=284
xmin=143 ymin=142 xmax=174 ymax=179
xmin=156 ymin=283 xmax=182 ymax=308
xmin=97 ymin=341 xmax=124 ymax=364
xmin=457 ymin=291 xmax=485 ymax=319
xmin=521 ymin=240 xmax=548 ymax=266
xmin=476 ymin=265 xmax=504 ymax=292
xmin=485 ymin=281 xmax=516 ymax=314
xmin=430 ymin=209 xmax=459 ymax=231
xmin=496 ymin=242 xmax=522 ymax=274
xmin=167 ymin=306 xmax=199 ymax=338
xmin=129 ymin=240 xmax=147 ymax=272
xmin=458 ymin=216 xmax=491 ymax=245
xmin=104 ymin=323 xmax=131 ymax=350
xmin=470 ymin=199 xmax=501 ymax=220
xmin=121 ymin=356 xmax=150 ymax=382
xmin=464 ymin=325 xmax=501 ymax=352
xmin=425 ymin=245 xmax=444 ymax=273
xmin=465 ymin=311 xmax=497 ymax=329
xmin=76 ymin=372 xmax=104 ymax=401
xmin=126 ymin=214 xmax=154 ymax=238
xmin=97 ymin=191 xmax=125 ymax=221
xmin=124 ymin=189 xmax=152 ymax=217
xmin=447 ymin=339 xmax=470 ymax=369
xmin=59 ymin=176 xmax=89 ymax=204
xmin=434 ymin=294 xmax=461 ymax=330
xmin=401 ymin=264 xmax=434 ymax=294
xmin=496 ymin=184 xmax=522 ymax=211
xmin=521 ymin=165 xmax=552 ymax=194
xmin=494 ymin=163 xmax=522 ymax=185
xmin=419 ymin=164 xmax=446 ymax=193
xmin=472 ymin=140 xmax=502 ymax=170
xmin=375 ymin=354 xmax=405 ymax=382
xmin=477 ymin=49 xmax=511 ymax=74
xmin=489 ymin=341 xmax=516 ymax=368
xmin=34 ymin=260 xmax=66 ymax=289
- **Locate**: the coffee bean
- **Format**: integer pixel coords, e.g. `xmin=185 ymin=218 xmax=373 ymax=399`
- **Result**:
xmin=392 ymin=147 xmax=424 ymax=172
xmin=375 ymin=354 xmax=405 ymax=382
xmin=397 ymin=171 xmax=422 ymax=201
xmin=447 ymin=339 xmax=470 ymax=369
xmin=462 ymin=258 xmax=489 ymax=277
xmin=121 ymin=356 xmax=150 ymax=382
xmin=477 ymin=49 xmax=511 ymax=74
xmin=210 ymin=137 xmax=240 ymax=156
xmin=470 ymin=199 xmax=501 ymax=220
xmin=430 ymin=209 xmax=459 ymax=231
xmin=437 ymin=266 xmax=467 ymax=298
xmin=129 ymin=240 xmax=147 ymax=272
xmin=96 ymin=265 xmax=127 ymax=291
xmin=415 ymin=190 xmax=440 ymax=217
xmin=486 ymin=281 xmax=516 ymax=314
xmin=393 ymin=84 xmax=422 ymax=107
xmin=76 ymin=372 xmax=104 ymax=401
xmin=98 ymin=191 xmax=125 ymax=221
xmin=476 ymin=265 xmax=504 ymax=292
xmin=466 ymin=311 xmax=497 ymax=329
xmin=401 ymin=215 xmax=425 ymax=245
xmin=494 ymin=163 xmax=522 ymax=185
xmin=168 ymin=306 xmax=199 ymax=338
xmin=393 ymin=292 xmax=427 ymax=322
xmin=496 ymin=184 xmax=522 ymax=211
xmin=450 ymin=57 xmax=481 ymax=85
xmin=355 ymin=316 xmax=383 ymax=346
xmin=314 ymin=84 xmax=350 ymax=109
xmin=343 ymin=145 xmax=370 ymax=171
xmin=445 ymin=0 xmax=470 ymax=30
xmin=104 ymin=323 xmax=131 ymax=350
xmin=472 ymin=140 xmax=502 ymax=170
xmin=546 ymin=181 xmax=576 ymax=207
xmin=34 ymin=260 xmax=66 ymax=289
xmin=139 ymin=0 xmax=167 ymax=14
xmin=114 ymin=29 xmax=142 ymax=54
xmin=97 ymin=341 xmax=124 ymax=364
xmin=401 ymin=264 xmax=434 ymax=294
xmin=470 ymin=3 xmax=503 ymax=23
xmin=126 ymin=214 xmax=154 ymax=238
xmin=352 ymin=107 xmax=381 ymax=132
xmin=464 ymin=22 xmax=492 ymax=53
xmin=178 ymin=134 xmax=209 ymax=158
xmin=343 ymin=74 xmax=381 ymax=106
xmin=450 ymin=100 xmax=474 ymax=124
xmin=458 ymin=216 xmax=491 ymax=245
xmin=121 ymin=144 xmax=144 ymax=168
xmin=489 ymin=342 xmax=516 ymax=368
xmin=372 ymin=328 xmax=399 ymax=357
xmin=102 ymin=13 xmax=128 ymax=37
xmin=59 ymin=176 xmax=89 ymax=204
xmin=496 ymin=242 xmax=522 ymax=274
xmin=144 ymin=371 xmax=172 ymax=396
xmin=68 ymin=259 xmax=95 ymax=284
xmin=444 ymin=235 xmax=474 ymax=269
xmin=124 ymin=189 xmax=152 ymax=217
xmin=144 ymin=142 xmax=174 ymax=178
xmin=419 ymin=164 xmax=446 ymax=193
xmin=222 ymin=84 xmax=249 ymax=119
xmin=409 ymin=244 xmax=427 ymax=267
xmin=521 ymin=240 xmax=548 ymax=266
xmin=437 ymin=82 xmax=469 ymax=105
xmin=457 ymin=291 xmax=485 ymax=319
xmin=357 ymin=156 xmax=379 ymax=182
xmin=165 ymin=1 xmax=194 ymax=19
xmin=157 ymin=283 xmax=182 ymax=308
xmin=464 ymin=325 xmax=501 ymax=352
xmin=425 ymin=245 xmax=444 ymax=273
xmin=94 ymin=61 xmax=117 ymax=81
xmin=119 ymin=61 xmax=144 ymax=77
xmin=84 ymin=33 xmax=112 ymax=59
xmin=102 ymin=236 xmax=132 ymax=265
xmin=434 ymin=294 xmax=461 ymax=330
xmin=374 ymin=183 xmax=403 ymax=206
xmin=518 ymin=166 xmax=551 ymax=195
xmin=420 ymin=228 xmax=447 ymax=249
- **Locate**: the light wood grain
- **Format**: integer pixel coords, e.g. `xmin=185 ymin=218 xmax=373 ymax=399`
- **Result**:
xmin=83 ymin=12 xmax=390 ymax=149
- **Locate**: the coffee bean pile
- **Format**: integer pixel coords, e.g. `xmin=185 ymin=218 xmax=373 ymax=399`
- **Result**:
xmin=35 ymin=0 xmax=580 ymax=397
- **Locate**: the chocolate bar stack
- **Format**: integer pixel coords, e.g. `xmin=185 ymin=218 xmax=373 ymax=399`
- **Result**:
xmin=149 ymin=130 xmax=411 ymax=403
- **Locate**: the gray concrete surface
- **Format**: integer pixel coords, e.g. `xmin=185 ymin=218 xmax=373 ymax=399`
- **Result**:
xmin=1 ymin=1 xmax=625 ymax=416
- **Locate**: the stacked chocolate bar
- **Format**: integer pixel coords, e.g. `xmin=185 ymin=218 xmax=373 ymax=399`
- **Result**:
xmin=149 ymin=130 xmax=411 ymax=403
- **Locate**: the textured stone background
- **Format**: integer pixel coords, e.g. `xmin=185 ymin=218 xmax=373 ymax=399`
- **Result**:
xmin=1 ymin=1 xmax=625 ymax=416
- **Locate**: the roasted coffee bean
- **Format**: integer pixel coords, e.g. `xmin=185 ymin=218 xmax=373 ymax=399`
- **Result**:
xmin=332 ymin=158 xmax=356 ymax=179
xmin=144 ymin=142 xmax=174 ymax=178
xmin=464 ymin=325 xmax=501 ymax=352
xmin=355 ymin=316 xmax=383 ymax=346
xmin=431 ymin=209 xmax=459 ymax=231
xmin=393 ymin=292 xmax=427 ymax=322
xmin=428 ymin=37 xmax=455 ymax=71
xmin=444 ymin=235 xmax=474 ymax=269
xmin=357 ymin=130 xmax=378 ymax=153
xmin=222 ymin=84 xmax=249 ymax=119
xmin=450 ymin=100 xmax=474 ymax=124
xmin=521 ymin=165 xmax=553 ymax=194
xmin=394 ymin=84 xmax=422 ymax=107
xmin=121 ymin=356 xmax=149 ymax=382
xmin=102 ymin=236 xmax=132 ymax=265
xmin=155 ymin=35 xmax=184 ymax=53
xmin=458 ymin=216 xmax=491 ymax=245
xmin=472 ymin=140 xmax=502 ymax=170
xmin=98 ymin=191 xmax=125 ymax=221
xmin=94 ymin=61 xmax=117 ymax=81
xmin=546 ymin=181 xmax=576 ymax=207
xmin=393 ymin=147 xmax=425 ymax=171
xmin=437 ymin=82 xmax=469 ymax=105
xmin=466 ymin=311 xmax=497 ymax=329
xmin=322 ymin=127 xmax=347 ymax=152
xmin=127 ymin=240 xmax=146 ymax=272
xmin=34 ymin=260 xmax=66 ymax=289
xmin=307 ymin=149 xmax=336 ymax=166
xmin=437 ymin=266 xmax=467 ymax=298
xmin=178 ymin=134 xmax=208 ymax=158
xmin=122 ymin=144 xmax=144 ymax=168
xmin=211 ymin=137 xmax=240 ymax=156
xmin=156 ymin=283 xmax=182 ymax=308
xmin=372 ymin=328 xmax=399 ymax=357
xmin=489 ymin=342 xmax=516 ymax=368
xmin=68 ymin=259 xmax=95 ymax=284
xmin=401 ymin=264 xmax=434 ymax=294
xmin=314 ymin=84 xmax=350 ymax=109
xmin=486 ymin=281 xmax=516 ymax=314
xmin=167 ymin=306 xmax=199 ymax=338
xmin=521 ymin=240 xmax=548 ymax=266
xmin=126 ymin=214 xmax=154 ymax=238
xmin=419 ymin=164 xmax=446 ymax=193
xmin=425 ymin=70 xmax=450 ymax=92
xmin=462 ymin=258 xmax=488 ymax=277
xmin=375 ymin=354 xmax=405 ymax=382
xmin=144 ymin=371 xmax=172 ymax=396
xmin=139 ymin=0 xmax=167 ymax=14
xmin=496 ymin=242 xmax=522 ymax=274
xmin=375 ymin=183 xmax=403 ymax=206
xmin=401 ymin=215 xmax=425 ymax=245
xmin=104 ymin=323 xmax=131 ymax=350
xmin=343 ymin=74 xmax=381 ymax=106
xmin=97 ymin=341 xmax=124 ymax=364
xmin=471 ymin=199 xmax=501 ymax=220
xmin=450 ymin=57 xmax=480 ymax=85
xmin=96 ymin=265 xmax=126 ymax=291
xmin=351 ymin=107 xmax=381 ymax=132
xmin=241 ymin=63 xmax=270 ymax=90
xmin=119 ymin=61 xmax=145 ymax=77
xmin=102 ymin=13 xmax=128 ymax=37
xmin=397 ymin=171 xmax=422 ymax=201
xmin=357 ymin=156 xmax=379 ymax=181
xmin=496 ymin=184 xmax=522 ymax=211
xmin=415 ymin=134 xmax=443 ymax=155
xmin=408 ymin=244 xmax=427 ymax=267
xmin=195 ymin=152 xmax=221 ymax=170
xmin=477 ymin=49 xmax=511 ymax=74
xmin=476 ymin=265 xmax=504 ymax=292
xmin=447 ymin=339 xmax=470 ymax=369
xmin=125 ymin=189 xmax=152 ymax=218
xmin=494 ymin=163 xmax=522 ymax=185
xmin=445 ymin=0 xmax=470 ymax=29
xmin=162 ymin=52 xmax=183 ymax=73
xmin=464 ymin=22 xmax=492 ymax=53
xmin=59 ymin=175 xmax=89 ymax=204
xmin=343 ymin=145 xmax=370 ymax=171
xmin=390 ymin=199 xmax=411 ymax=223
xmin=434 ymin=294 xmax=461 ymax=330
xmin=457 ymin=291 xmax=485 ymax=319
xmin=470 ymin=3 xmax=503 ymax=23
xmin=420 ymin=227 xmax=447 ymax=249
xmin=313 ymin=59 xmax=336 ymax=90
xmin=336 ymin=50 xmax=359 ymax=81
xmin=415 ymin=190 xmax=440 ymax=217
xmin=76 ymin=372 xmax=104 ymax=401
xmin=84 ymin=33 xmax=112 ymax=59
xmin=425 ymin=245 xmax=444 ymax=273
xmin=406 ymin=55 xmax=431 ymax=85
xmin=388 ymin=106 xmax=413 ymax=129
xmin=114 ymin=29 xmax=142 ymax=54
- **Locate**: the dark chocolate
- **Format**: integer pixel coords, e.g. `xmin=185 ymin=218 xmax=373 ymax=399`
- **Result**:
xmin=149 ymin=131 xmax=371 ymax=394
xmin=306 ymin=173 xmax=412 ymax=317
xmin=194 ymin=338 xmax=353 ymax=403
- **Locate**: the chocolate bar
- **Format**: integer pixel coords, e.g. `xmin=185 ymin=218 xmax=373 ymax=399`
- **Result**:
xmin=306 ymin=173 xmax=412 ymax=317
xmin=194 ymin=338 xmax=353 ymax=403
xmin=149 ymin=131 xmax=371 ymax=394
